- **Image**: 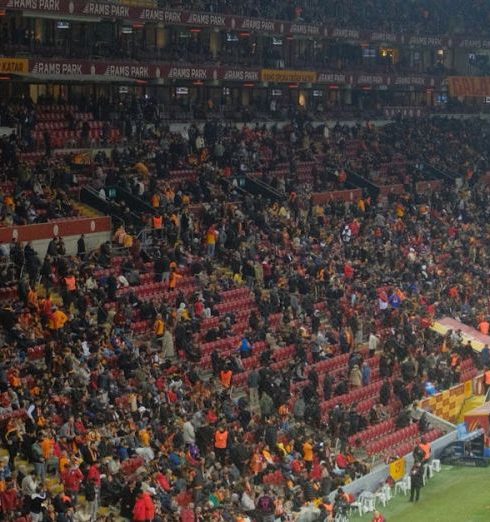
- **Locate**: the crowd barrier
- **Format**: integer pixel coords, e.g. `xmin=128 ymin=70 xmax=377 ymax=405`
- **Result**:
xmin=0 ymin=217 xmax=112 ymax=257
xmin=311 ymin=189 xmax=362 ymax=204
xmin=0 ymin=216 xmax=111 ymax=243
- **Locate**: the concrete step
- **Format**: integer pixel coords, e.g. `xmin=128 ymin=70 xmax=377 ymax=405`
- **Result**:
xmin=71 ymin=201 xmax=103 ymax=218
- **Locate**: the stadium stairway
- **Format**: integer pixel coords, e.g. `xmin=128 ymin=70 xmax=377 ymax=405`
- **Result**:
xmin=71 ymin=201 xmax=104 ymax=219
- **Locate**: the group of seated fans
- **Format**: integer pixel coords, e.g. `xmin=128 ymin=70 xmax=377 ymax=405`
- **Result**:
xmin=0 ymin=100 xmax=488 ymax=522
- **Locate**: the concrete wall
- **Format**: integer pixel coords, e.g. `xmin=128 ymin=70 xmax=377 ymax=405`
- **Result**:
xmin=29 ymin=230 xmax=111 ymax=259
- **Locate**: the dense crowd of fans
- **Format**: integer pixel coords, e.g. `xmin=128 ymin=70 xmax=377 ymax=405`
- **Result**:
xmin=0 ymin=109 xmax=488 ymax=522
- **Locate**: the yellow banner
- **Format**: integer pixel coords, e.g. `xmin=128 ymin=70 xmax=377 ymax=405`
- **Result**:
xmin=389 ymin=457 xmax=406 ymax=481
xmin=0 ymin=58 xmax=28 ymax=74
xmin=448 ymin=76 xmax=490 ymax=97
xmin=261 ymin=69 xmax=317 ymax=83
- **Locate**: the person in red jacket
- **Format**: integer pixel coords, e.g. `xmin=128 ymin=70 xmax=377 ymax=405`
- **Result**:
xmin=87 ymin=464 xmax=101 ymax=487
xmin=132 ymin=489 xmax=156 ymax=522
xmin=0 ymin=480 xmax=20 ymax=516
xmin=61 ymin=463 xmax=84 ymax=506
xmin=180 ymin=503 xmax=196 ymax=522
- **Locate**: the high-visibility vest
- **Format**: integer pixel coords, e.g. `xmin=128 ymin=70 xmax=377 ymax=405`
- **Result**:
xmin=419 ymin=443 xmax=431 ymax=460
xmin=484 ymin=370 xmax=490 ymax=385
xmin=153 ymin=215 xmax=163 ymax=229
xmin=64 ymin=276 xmax=76 ymax=291
xmin=214 ymin=430 xmax=228 ymax=449
xmin=220 ymin=370 xmax=232 ymax=388
xmin=480 ymin=321 xmax=490 ymax=335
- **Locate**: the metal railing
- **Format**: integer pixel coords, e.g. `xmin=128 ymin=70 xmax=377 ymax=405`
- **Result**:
xmin=80 ymin=187 xmax=143 ymax=229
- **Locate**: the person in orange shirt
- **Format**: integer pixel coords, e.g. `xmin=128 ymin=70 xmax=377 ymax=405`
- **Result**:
xmin=249 ymin=449 xmax=264 ymax=476
xmin=168 ymin=266 xmax=182 ymax=291
xmin=27 ymin=287 xmax=38 ymax=312
xmin=151 ymin=192 xmax=160 ymax=209
xmin=139 ymin=428 xmax=151 ymax=447
xmin=49 ymin=308 xmax=68 ymax=330
xmin=41 ymin=433 xmax=59 ymax=475
xmin=153 ymin=314 xmax=165 ymax=337
xmin=303 ymin=439 xmax=314 ymax=472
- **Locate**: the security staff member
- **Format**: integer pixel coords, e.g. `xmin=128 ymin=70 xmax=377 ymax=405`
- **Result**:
xmin=414 ymin=437 xmax=431 ymax=464
xmin=418 ymin=437 xmax=432 ymax=464
xmin=214 ymin=425 xmax=229 ymax=464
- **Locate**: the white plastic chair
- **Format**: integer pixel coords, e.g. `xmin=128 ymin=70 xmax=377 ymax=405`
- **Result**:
xmin=375 ymin=484 xmax=392 ymax=507
xmin=430 ymin=459 xmax=441 ymax=475
xmin=382 ymin=483 xmax=392 ymax=501
xmin=394 ymin=475 xmax=411 ymax=495
xmin=351 ymin=491 xmax=376 ymax=516
xmin=350 ymin=498 xmax=364 ymax=517
xmin=360 ymin=491 xmax=377 ymax=514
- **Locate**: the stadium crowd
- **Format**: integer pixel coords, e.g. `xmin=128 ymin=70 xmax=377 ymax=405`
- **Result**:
xmin=0 ymin=109 xmax=488 ymax=522
xmin=172 ymin=0 xmax=490 ymax=34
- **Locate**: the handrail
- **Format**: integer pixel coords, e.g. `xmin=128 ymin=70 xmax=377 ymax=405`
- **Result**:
xmin=420 ymin=161 xmax=458 ymax=182
xmin=345 ymin=168 xmax=379 ymax=198
xmin=105 ymin=185 xmax=155 ymax=215
xmin=80 ymin=187 xmax=143 ymax=229
xmin=241 ymin=174 xmax=285 ymax=202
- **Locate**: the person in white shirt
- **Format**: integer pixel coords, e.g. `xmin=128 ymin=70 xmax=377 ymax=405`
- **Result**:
xmin=182 ymin=419 xmax=196 ymax=446
xmin=369 ymin=332 xmax=379 ymax=353
xmin=21 ymin=470 xmax=38 ymax=498
xmin=241 ymin=490 xmax=255 ymax=512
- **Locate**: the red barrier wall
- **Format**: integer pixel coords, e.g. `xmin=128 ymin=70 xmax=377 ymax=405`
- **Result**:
xmin=312 ymin=189 xmax=362 ymax=204
xmin=0 ymin=217 xmax=111 ymax=243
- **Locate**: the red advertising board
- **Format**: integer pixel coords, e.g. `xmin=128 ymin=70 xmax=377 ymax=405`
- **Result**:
xmin=25 ymin=58 xmax=439 ymax=88
xmin=311 ymin=189 xmax=362 ymax=204
xmin=0 ymin=216 xmax=111 ymax=243
xmin=27 ymin=59 xmax=262 ymax=82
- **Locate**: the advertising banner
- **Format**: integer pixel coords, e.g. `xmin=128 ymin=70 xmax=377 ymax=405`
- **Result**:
xmin=448 ymin=76 xmax=490 ymax=97
xmin=261 ymin=69 xmax=316 ymax=83
xmin=0 ymin=57 xmax=28 ymax=74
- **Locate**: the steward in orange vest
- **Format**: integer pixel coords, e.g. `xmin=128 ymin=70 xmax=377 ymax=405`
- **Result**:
xmin=214 ymin=426 xmax=228 ymax=464
xmin=417 ymin=438 xmax=431 ymax=463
